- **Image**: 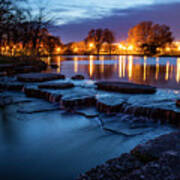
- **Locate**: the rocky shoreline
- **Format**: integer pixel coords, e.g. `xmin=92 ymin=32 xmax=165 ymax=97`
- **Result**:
xmin=77 ymin=131 xmax=180 ymax=180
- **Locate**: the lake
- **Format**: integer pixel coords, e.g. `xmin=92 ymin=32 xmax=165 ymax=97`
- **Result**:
xmin=0 ymin=55 xmax=179 ymax=180
xmin=42 ymin=55 xmax=180 ymax=90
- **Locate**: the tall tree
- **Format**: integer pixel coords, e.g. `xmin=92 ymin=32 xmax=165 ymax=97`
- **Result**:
xmin=127 ymin=21 xmax=174 ymax=55
xmin=85 ymin=29 xmax=104 ymax=55
xmin=103 ymin=29 xmax=115 ymax=54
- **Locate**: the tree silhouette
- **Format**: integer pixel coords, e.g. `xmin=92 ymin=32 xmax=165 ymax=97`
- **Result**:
xmin=103 ymin=29 xmax=115 ymax=54
xmin=128 ymin=21 xmax=174 ymax=55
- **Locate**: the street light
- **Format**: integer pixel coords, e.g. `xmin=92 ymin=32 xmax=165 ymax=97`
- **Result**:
xmin=56 ymin=47 xmax=61 ymax=53
xmin=89 ymin=43 xmax=94 ymax=48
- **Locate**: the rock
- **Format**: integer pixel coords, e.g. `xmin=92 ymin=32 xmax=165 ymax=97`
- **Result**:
xmin=24 ymin=87 xmax=62 ymax=103
xmin=75 ymin=107 xmax=99 ymax=118
xmin=62 ymin=92 xmax=96 ymax=109
xmin=38 ymin=82 xmax=74 ymax=89
xmin=131 ymin=132 xmax=180 ymax=163
xmin=24 ymin=87 xmax=49 ymax=99
xmin=17 ymin=101 xmax=59 ymax=114
xmin=77 ymin=153 xmax=144 ymax=180
xmin=0 ymin=82 xmax=24 ymax=91
xmin=96 ymin=81 xmax=156 ymax=94
xmin=17 ymin=73 xmax=65 ymax=82
xmin=0 ymin=72 xmax=7 ymax=77
xmin=71 ymin=74 xmax=85 ymax=80
xmin=96 ymin=96 xmax=125 ymax=114
xmin=176 ymin=100 xmax=180 ymax=107
xmin=0 ymin=64 xmax=14 ymax=71
xmin=77 ymin=132 xmax=180 ymax=180
xmin=122 ymin=152 xmax=180 ymax=180
xmin=13 ymin=66 xmax=40 ymax=74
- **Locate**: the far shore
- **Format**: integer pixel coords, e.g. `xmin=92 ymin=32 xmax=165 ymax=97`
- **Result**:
xmin=1 ymin=53 xmax=180 ymax=65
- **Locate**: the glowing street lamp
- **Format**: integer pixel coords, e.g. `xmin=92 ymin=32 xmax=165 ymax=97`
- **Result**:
xmin=74 ymin=47 xmax=78 ymax=52
xmin=166 ymin=47 xmax=170 ymax=52
xmin=118 ymin=44 xmax=123 ymax=49
xmin=56 ymin=47 xmax=61 ymax=53
xmin=89 ymin=43 xmax=94 ymax=48
xmin=128 ymin=45 xmax=134 ymax=51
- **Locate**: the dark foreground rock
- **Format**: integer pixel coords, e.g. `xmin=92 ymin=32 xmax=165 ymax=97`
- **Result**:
xmin=0 ymin=58 xmax=47 ymax=75
xmin=38 ymin=82 xmax=74 ymax=89
xmin=77 ymin=132 xmax=180 ymax=180
xmin=0 ymin=64 xmax=14 ymax=71
xmin=71 ymin=74 xmax=85 ymax=80
xmin=176 ymin=100 xmax=180 ymax=107
xmin=96 ymin=81 xmax=156 ymax=94
xmin=17 ymin=73 xmax=65 ymax=82
xmin=0 ymin=82 xmax=24 ymax=91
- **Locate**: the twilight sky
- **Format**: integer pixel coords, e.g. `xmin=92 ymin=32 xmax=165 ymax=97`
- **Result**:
xmin=29 ymin=0 xmax=180 ymax=43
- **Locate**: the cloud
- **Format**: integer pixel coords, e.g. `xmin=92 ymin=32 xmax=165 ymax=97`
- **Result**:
xmin=49 ymin=2 xmax=180 ymax=43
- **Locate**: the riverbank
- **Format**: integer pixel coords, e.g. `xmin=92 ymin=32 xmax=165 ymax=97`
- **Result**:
xmin=77 ymin=131 xmax=180 ymax=180
xmin=0 ymin=56 xmax=47 ymax=75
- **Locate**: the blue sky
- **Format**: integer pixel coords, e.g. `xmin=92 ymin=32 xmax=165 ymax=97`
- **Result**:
xmin=29 ymin=0 xmax=180 ymax=43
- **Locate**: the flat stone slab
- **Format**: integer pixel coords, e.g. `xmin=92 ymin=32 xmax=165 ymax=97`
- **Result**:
xmin=17 ymin=101 xmax=59 ymax=114
xmin=96 ymin=81 xmax=156 ymax=94
xmin=62 ymin=91 xmax=96 ymax=109
xmin=38 ymin=82 xmax=74 ymax=89
xmin=96 ymin=95 xmax=126 ymax=114
xmin=75 ymin=107 xmax=99 ymax=118
xmin=17 ymin=73 xmax=65 ymax=82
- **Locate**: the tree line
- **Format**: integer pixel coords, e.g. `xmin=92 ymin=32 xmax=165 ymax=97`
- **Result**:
xmin=0 ymin=0 xmax=174 ymax=56
xmin=0 ymin=0 xmax=62 ymax=56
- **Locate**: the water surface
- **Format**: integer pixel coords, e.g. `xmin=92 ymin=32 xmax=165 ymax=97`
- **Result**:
xmin=43 ymin=55 xmax=180 ymax=89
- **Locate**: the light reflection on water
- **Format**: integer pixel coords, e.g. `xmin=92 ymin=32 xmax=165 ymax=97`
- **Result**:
xmin=42 ymin=55 xmax=180 ymax=89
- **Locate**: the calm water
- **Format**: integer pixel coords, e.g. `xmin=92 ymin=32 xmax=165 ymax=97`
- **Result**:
xmin=0 ymin=56 xmax=179 ymax=180
xmin=42 ymin=55 xmax=180 ymax=90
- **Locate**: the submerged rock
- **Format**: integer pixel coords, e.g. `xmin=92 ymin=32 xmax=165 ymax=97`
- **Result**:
xmin=38 ymin=82 xmax=74 ymax=89
xmin=17 ymin=73 xmax=65 ymax=82
xmin=71 ymin=74 xmax=85 ymax=80
xmin=96 ymin=81 xmax=156 ymax=94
